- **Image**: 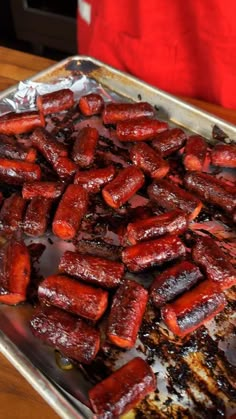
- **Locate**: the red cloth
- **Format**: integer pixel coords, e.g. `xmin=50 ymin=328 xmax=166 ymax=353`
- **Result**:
xmin=77 ymin=1 xmax=236 ymax=109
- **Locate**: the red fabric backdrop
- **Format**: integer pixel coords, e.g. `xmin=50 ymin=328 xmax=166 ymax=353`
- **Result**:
xmin=77 ymin=0 xmax=236 ymax=109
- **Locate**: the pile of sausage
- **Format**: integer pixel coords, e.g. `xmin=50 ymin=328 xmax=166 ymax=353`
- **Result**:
xmin=0 ymin=88 xmax=235 ymax=418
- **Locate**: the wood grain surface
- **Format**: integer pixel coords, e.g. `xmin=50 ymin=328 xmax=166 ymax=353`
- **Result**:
xmin=0 ymin=45 xmax=235 ymax=419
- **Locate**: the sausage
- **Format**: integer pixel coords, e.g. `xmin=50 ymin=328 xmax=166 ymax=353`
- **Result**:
xmin=211 ymin=143 xmax=236 ymax=168
xmin=52 ymin=184 xmax=88 ymax=240
xmin=36 ymin=88 xmax=74 ymax=115
xmin=183 ymin=135 xmax=208 ymax=171
xmin=102 ymin=166 xmax=145 ymax=209
xmin=38 ymin=274 xmax=108 ymax=321
xmin=0 ymin=111 xmax=45 ymax=135
xmin=107 ymin=279 xmax=148 ymax=348
xmin=89 ymin=357 xmax=156 ymax=417
xmin=78 ymin=93 xmax=104 ymax=116
xmin=23 ymin=197 xmax=52 ymax=237
xmin=52 ymin=156 xmax=77 ymax=180
xmin=151 ymin=128 xmax=187 ymax=157
xmin=150 ymin=260 xmax=204 ymax=308
xmin=72 ymin=127 xmax=98 ymax=167
xmin=122 ymin=235 xmax=186 ymax=272
xmin=0 ymin=237 xmax=31 ymax=305
xmin=130 ymin=142 xmax=170 ymax=179
xmin=31 ymin=127 xmax=68 ymax=165
xmin=22 ymin=181 xmax=64 ymax=199
xmin=30 ymin=306 xmax=100 ymax=364
xmin=161 ymin=281 xmax=226 ymax=337
xmin=116 ymin=117 xmax=168 ymax=141
xmin=74 ymin=165 xmax=116 ymax=193
xmin=148 ymin=179 xmax=203 ymax=221
xmin=0 ymin=158 xmax=41 ymax=185
xmin=0 ymin=193 xmax=26 ymax=234
xmin=59 ymin=251 xmax=125 ymax=289
xmin=126 ymin=210 xmax=188 ymax=245
xmin=0 ymin=135 xmax=37 ymax=162
xmin=192 ymin=235 xmax=236 ymax=290
xmin=102 ymin=102 xmax=155 ymax=125
xmin=184 ymin=171 xmax=236 ymax=214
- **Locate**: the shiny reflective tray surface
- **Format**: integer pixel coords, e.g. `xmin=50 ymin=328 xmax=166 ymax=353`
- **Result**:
xmin=0 ymin=56 xmax=235 ymax=419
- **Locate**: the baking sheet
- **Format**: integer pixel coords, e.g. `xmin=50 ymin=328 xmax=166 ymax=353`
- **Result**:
xmin=0 ymin=56 xmax=235 ymax=419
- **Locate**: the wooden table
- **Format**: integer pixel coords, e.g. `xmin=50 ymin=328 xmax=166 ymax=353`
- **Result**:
xmin=0 ymin=45 xmax=235 ymax=419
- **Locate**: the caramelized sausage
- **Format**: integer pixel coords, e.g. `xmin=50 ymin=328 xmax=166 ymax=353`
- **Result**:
xmin=23 ymin=197 xmax=52 ymax=237
xmin=30 ymin=306 xmax=100 ymax=364
xmin=0 ymin=135 xmax=37 ymax=162
xmin=0 ymin=237 xmax=31 ymax=305
xmin=22 ymin=181 xmax=64 ymax=199
xmin=78 ymin=93 xmax=104 ymax=116
xmin=103 ymin=102 xmax=155 ymax=125
xmin=151 ymin=128 xmax=187 ymax=157
xmin=89 ymin=357 xmax=156 ymax=417
xmin=107 ymin=279 xmax=148 ymax=348
xmin=31 ymin=127 xmax=67 ymax=165
xmin=59 ymin=251 xmax=124 ymax=289
xmin=0 ymin=193 xmax=26 ymax=234
xmin=38 ymin=274 xmax=108 ymax=321
xmin=102 ymin=166 xmax=145 ymax=209
xmin=183 ymin=135 xmax=207 ymax=171
xmin=150 ymin=260 xmax=203 ymax=307
xmin=130 ymin=142 xmax=169 ymax=179
xmin=74 ymin=165 xmax=116 ymax=193
xmin=161 ymin=281 xmax=226 ymax=337
xmin=211 ymin=143 xmax=236 ymax=168
xmin=72 ymin=127 xmax=98 ymax=168
xmin=116 ymin=117 xmax=168 ymax=141
xmin=36 ymin=88 xmax=74 ymax=115
xmin=126 ymin=210 xmax=188 ymax=244
xmin=52 ymin=184 xmax=88 ymax=240
xmin=0 ymin=158 xmax=41 ymax=185
xmin=192 ymin=235 xmax=236 ymax=290
xmin=184 ymin=171 xmax=236 ymax=215
xmin=122 ymin=235 xmax=186 ymax=272
xmin=0 ymin=111 xmax=45 ymax=135
xmin=148 ymin=179 xmax=203 ymax=221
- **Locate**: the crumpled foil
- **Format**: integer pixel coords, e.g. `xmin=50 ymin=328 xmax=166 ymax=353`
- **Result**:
xmin=0 ymin=74 xmax=122 ymax=116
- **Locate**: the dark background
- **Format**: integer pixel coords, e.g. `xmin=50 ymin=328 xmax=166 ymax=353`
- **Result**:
xmin=0 ymin=1 xmax=77 ymax=60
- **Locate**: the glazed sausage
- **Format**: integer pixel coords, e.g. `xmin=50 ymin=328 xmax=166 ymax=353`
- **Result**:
xmin=130 ymin=142 xmax=169 ymax=179
xmin=107 ymin=279 xmax=148 ymax=348
xmin=183 ymin=135 xmax=207 ymax=171
xmin=102 ymin=166 xmax=145 ymax=209
xmin=192 ymin=235 xmax=236 ymax=290
xmin=103 ymin=102 xmax=155 ymax=125
xmin=78 ymin=93 xmax=104 ymax=116
xmin=151 ymin=128 xmax=187 ymax=157
xmin=72 ymin=127 xmax=98 ymax=168
xmin=161 ymin=281 xmax=226 ymax=337
xmin=36 ymin=88 xmax=74 ymax=115
xmin=116 ymin=117 xmax=168 ymax=141
xmin=122 ymin=235 xmax=186 ymax=272
xmin=52 ymin=184 xmax=88 ymax=240
xmin=89 ymin=357 xmax=156 ymax=418
xmin=30 ymin=306 xmax=100 ymax=364
xmin=0 ymin=237 xmax=31 ymax=305
xmin=0 ymin=111 xmax=45 ymax=135
xmin=150 ymin=260 xmax=203 ymax=308
xmin=74 ymin=165 xmax=116 ymax=193
xmin=59 ymin=251 xmax=125 ymax=289
xmin=126 ymin=210 xmax=188 ymax=244
xmin=38 ymin=274 xmax=108 ymax=321
xmin=148 ymin=179 xmax=203 ymax=221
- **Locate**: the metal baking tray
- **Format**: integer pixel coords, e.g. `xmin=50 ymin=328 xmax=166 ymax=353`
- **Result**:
xmin=0 ymin=56 xmax=235 ymax=419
